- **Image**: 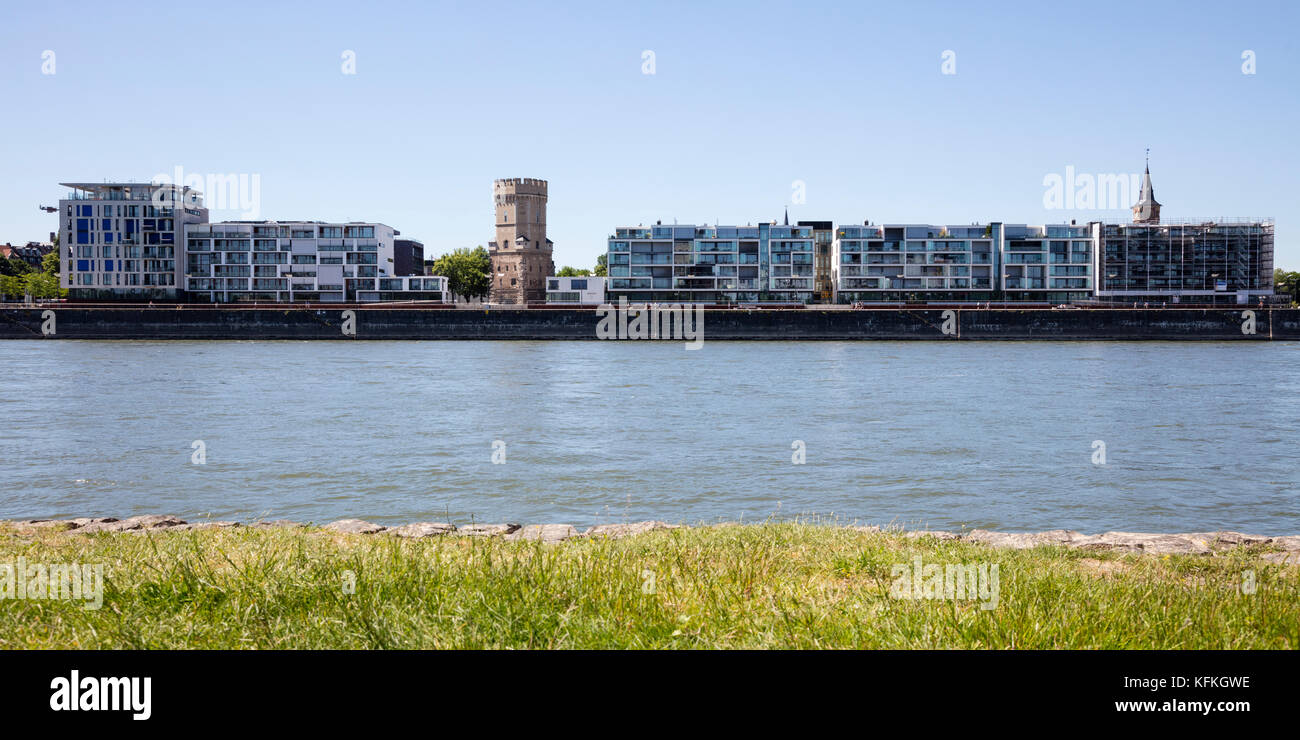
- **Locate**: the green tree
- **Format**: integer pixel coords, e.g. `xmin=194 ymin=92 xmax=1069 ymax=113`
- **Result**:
xmin=0 ymin=274 xmax=23 ymax=299
xmin=41 ymin=248 xmax=60 ymax=276
xmin=594 ymin=254 xmax=607 ymax=277
xmin=1275 ymin=269 xmax=1300 ymax=306
xmin=556 ymin=265 xmax=591 ymax=277
xmin=0 ymin=257 xmax=32 ymax=277
xmin=430 ymin=246 xmax=491 ymax=299
xmin=24 ymin=271 xmax=62 ymax=299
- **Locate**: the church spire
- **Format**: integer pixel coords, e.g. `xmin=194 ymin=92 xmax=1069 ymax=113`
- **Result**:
xmin=1131 ymin=150 xmax=1161 ymax=224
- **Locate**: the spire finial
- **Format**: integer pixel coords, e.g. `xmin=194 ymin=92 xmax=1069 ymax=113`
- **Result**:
xmin=1145 ymin=147 xmax=1150 ymax=172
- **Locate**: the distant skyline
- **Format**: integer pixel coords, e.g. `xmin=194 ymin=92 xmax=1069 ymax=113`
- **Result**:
xmin=2 ymin=0 xmax=1296 ymax=269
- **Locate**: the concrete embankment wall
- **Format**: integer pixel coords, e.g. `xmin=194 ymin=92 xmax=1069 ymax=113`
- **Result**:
xmin=1 ymin=307 xmax=1297 ymax=340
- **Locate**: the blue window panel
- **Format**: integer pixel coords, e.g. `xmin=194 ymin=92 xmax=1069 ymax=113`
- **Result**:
xmin=161 ymin=233 xmax=174 ymax=243
xmin=102 ymin=219 xmax=111 ymax=230
xmin=104 ymin=261 xmax=113 ymax=272
xmin=125 ymin=221 xmax=136 ymax=233
xmin=76 ymin=232 xmax=89 ymax=245
xmin=104 ymin=233 xmax=113 ymax=243
xmin=76 ymin=260 xmax=91 ymax=271
xmin=143 ymin=219 xmax=156 ymax=230
xmin=76 ymin=218 xmax=89 ymax=231
xmin=77 ymin=205 xmax=91 ymax=217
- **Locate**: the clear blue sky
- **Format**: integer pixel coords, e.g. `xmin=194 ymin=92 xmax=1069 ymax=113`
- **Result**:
xmin=2 ymin=0 xmax=1296 ymax=269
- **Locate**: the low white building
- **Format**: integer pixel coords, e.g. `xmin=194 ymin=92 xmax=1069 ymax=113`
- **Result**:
xmin=546 ymin=276 xmax=606 ymax=305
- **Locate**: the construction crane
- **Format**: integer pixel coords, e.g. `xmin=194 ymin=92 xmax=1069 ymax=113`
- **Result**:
xmin=38 ymin=205 xmax=57 ymax=213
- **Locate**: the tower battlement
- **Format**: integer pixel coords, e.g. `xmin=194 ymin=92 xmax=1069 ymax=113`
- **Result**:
xmin=494 ymin=178 xmax=548 ymax=196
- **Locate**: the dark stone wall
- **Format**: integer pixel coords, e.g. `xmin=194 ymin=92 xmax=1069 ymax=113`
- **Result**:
xmin=0 ymin=307 xmax=1295 ymax=340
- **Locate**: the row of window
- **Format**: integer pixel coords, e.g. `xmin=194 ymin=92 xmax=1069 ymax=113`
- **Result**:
xmin=71 ymin=204 xmax=172 ymax=218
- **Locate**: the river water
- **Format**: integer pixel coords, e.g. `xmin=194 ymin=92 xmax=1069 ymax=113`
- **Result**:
xmin=2 ymin=340 xmax=1297 ymax=533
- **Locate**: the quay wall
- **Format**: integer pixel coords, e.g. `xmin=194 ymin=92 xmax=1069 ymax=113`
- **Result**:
xmin=0 ymin=307 xmax=1297 ymax=340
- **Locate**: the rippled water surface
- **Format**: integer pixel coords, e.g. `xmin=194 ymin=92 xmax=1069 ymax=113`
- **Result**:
xmin=1 ymin=340 xmax=1297 ymax=533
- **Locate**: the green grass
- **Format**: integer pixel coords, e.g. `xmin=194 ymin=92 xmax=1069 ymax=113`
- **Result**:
xmin=1 ymin=522 xmax=1296 ymax=649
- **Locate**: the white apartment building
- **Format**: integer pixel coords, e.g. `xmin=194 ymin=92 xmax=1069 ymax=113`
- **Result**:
xmin=57 ymin=182 xmax=448 ymax=303
xmin=606 ymin=223 xmax=815 ymax=304
xmin=184 ymin=221 xmax=445 ymax=303
xmin=545 ymin=276 xmax=607 ymax=304
xmin=832 ymin=222 xmax=1094 ymax=304
xmin=59 ymin=182 xmax=208 ymax=300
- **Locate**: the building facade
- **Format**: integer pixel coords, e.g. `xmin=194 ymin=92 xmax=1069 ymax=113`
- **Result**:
xmin=605 ymin=222 xmax=815 ymax=304
xmin=834 ymin=223 xmax=999 ymax=303
xmin=57 ymin=182 xmax=447 ymax=303
xmin=545 ymin=276 xmax=607 ymax=304
xmin=1095 ymin=219 xmax=1274 ymax=305
xmin=832 ymin=222 xmax=1097 ymax=304
xmin=59 ymin=182 xmax=208 ymax=300
xmin=392 ymin=238 xmax=424 ymax=277
xmin=798 ymin=220 xmax=835 ymax=302
xmin=184 ymin=221 xmax=448 ymax=303
xmin=1000 ymin=223 xmax=1094 ymax=302
xmin=489 ymin=178 xmax=553 ymax=304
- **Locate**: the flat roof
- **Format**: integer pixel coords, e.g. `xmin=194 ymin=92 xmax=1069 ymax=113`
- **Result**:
xmin=61 ymin=182 xmax=195 ymax=191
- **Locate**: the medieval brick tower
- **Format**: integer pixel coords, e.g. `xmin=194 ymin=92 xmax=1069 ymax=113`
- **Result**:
xmin=489 ymin=178 xmax=554 ymax=304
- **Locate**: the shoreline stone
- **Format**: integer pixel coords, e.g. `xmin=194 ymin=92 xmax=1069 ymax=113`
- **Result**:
xmin=387 ymin=522 xmax=456 ymax=538
xmin=456 ymin=523 xmax=521 ymax=537
xmin=584 ymin=521 xmax=677 ymax=539
xmin=965 ymin=529 xmax=1086 ymax=549
xmin=322 ymin=519 xmax=386 ymax=535
xmin=2 ymin=516 xmax=1296 ymax=561
xmin=79 ymin=515 xmax=188 ymax=533
xmin=505 ymin=524 xmax=578 ymax=544
xmin=904 ymin=530 xmax=961 ymax=541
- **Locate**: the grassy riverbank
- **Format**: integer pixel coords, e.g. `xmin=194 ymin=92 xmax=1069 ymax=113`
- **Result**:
xmin=1 ymin=521 xmax=1296 ymax=649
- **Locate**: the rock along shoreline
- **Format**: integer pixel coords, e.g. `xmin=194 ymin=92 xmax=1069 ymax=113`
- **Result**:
xmin=4 ymin=515 xmax=1299 ymax=564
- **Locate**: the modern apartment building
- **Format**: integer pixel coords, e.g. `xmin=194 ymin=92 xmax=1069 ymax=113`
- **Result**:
xmin=605 ymin=222 xmax=815 ymax=304
xmin=59 ymin=182 xmax=208 ymax=300
xmin=184 ymin=221 xmax=448 ymax=303
xmin=834 ymin=223 xmax=998 ymax=303
xmin=833 ymin=222 xmax=1096 ymax=304
xmin=1095 ymin=219 xmax=1275 ymax=305
xmin=1001 ymin=223 xmax=1094 ymax=302
xmin=56 ymin=182 xmax=447 ymax=303
xmin=545 ymin=276 xmax=606 ymax=304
